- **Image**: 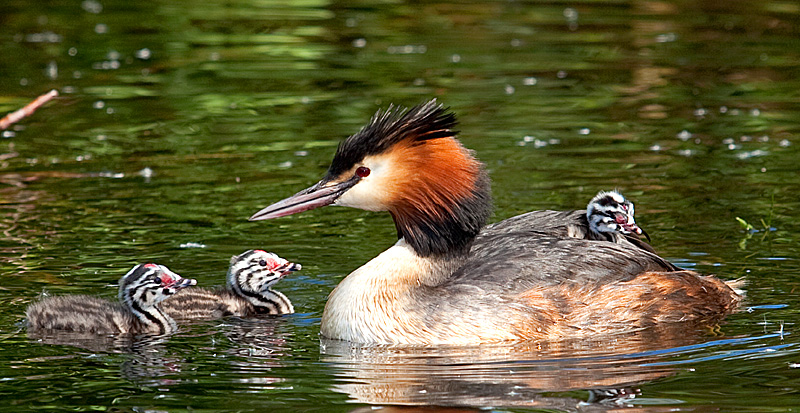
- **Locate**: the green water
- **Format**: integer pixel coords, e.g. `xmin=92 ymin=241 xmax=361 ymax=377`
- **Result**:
xmin=2 ymin=0 xmax=800 ymax=411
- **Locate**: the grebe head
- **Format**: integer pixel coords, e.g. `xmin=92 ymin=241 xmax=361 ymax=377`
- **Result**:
xmin=118 ymin=263 xmax=197 ymax=310
xmin=250 ymin=99 xmax=492 ymax=257
xmin=586 ymin=190 xmax=650 ymax=241
xmin=227 ymin=249 xmax=300 ymax=294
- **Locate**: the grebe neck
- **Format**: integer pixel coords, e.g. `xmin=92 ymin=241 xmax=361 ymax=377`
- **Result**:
xmin=124 ymin=292 xmax=177 ymax=334
xmin=390 ymin=168 xmax=492 ymax=258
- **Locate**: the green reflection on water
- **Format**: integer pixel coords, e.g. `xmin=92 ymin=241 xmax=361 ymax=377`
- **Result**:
xmin=1 ymin=0 xmax=800 ymax=410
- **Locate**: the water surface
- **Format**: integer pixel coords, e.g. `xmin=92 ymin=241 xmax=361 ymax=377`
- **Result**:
xmin=1 ymin=0 xmax=800 ymax=411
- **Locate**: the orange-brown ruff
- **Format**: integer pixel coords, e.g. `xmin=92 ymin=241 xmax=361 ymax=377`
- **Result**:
xmin=249 ymin=100 xmax=741 ymax=345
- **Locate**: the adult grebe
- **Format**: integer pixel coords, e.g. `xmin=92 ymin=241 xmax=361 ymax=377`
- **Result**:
xmin=160 ymin=250 xmax=299 ymax=319
xmin=26 ymin=264 xmax=196 ymax=335
xmin=249 ymin=100 xmax=741 ymax=345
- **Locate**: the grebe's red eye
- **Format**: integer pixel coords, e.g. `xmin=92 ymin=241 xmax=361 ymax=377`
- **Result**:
xmin=356 ymin=166 xmax=370 ymax=178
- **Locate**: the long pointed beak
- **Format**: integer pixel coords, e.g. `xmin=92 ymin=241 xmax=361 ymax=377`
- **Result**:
xmin=249 ymin=177 xmax=358 ymax=221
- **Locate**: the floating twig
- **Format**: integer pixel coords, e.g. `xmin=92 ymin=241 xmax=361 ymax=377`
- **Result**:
xmin=0 ymin=89 xmax=59 ymax=130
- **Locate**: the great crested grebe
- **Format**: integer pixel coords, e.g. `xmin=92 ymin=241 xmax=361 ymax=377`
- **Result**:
xmin=26 ymin=264 xmax=196 ymax=335
xmin=249 ymin=100 xmax=741 ymax=345
xmin=160 ymin=250 xmax=299 ymax=319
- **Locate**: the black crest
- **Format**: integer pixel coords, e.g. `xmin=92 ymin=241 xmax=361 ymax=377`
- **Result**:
xmin=326 ymin=99 xmax=458 ymax=178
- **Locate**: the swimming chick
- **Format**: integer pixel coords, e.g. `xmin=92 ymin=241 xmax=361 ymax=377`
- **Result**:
xmin=160 ymin=250 xmax=299 ymax=319
xmin=249 ymin=100 xmax=741 ymax=345
xmin=26 ymin=264 xmax=196 ymax=335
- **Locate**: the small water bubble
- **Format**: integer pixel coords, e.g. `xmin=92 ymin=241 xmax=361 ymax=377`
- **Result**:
xmin=761 ymin=167 xmax=767 ymax=172
xmin=94 ymin=23 xmax=108 ymax=34
xmin=563 ymin=7 xmax=578 ymax=22
xmin=729 ymin=108 xmax=741 ymax=115
xmin=352 ymin=38 xmax=366 ymax=48
xmin=719 ymin=106 xmax=727 ymax=113
xmin=727 ymin=143 xmax=739 ymax=150
xmin=557 ymin=70 xmax=567 ymax=79
xmin=523 ymin=135 xmax=535 ymax=143
xmin=109 ymin=60 xmax=120 ymax=69
xmin=735 ymin=150 xmax=768 ymax=160
xmin=45 ymin=61 xmax=58 ymax=79
xmin=73 ymin=70 xmax=82 ymax=79
xmin=578 ymin=128 xmax=590 ymax=135
xmin=779 ymin=139 xmax=790 ymax=147
xmin=209 ymin=52 xmax=220 ymax=61
xmin=139 ymin=167 xmax=154 ymax=178
xmin=96 ymin=134 xmax=107 ymax=141
xmin=81 ymin=0 xmax=102 ymax=14
xmin=413 ymin=78 xmax=425 ymax=86
xmin=300 ymin=96 xmax=310 ymax=104
xmin=24 ymin=31 xmax=62 ymax=43
xmin=750 ymin=108 xmax=761 ymax=116
xmin=523 ymin=77 xmax=537 ymax=86
xmin=533 ymin=139 xmax=548 ymax=148
xmin=2 ymin=131 xmax=16 ymax=139
xmin=135 ymin=48 xmax=151 ymax=60
xmin=107 ymin=50 xmax=120 ymax=60
xmin=20 ymin=78 xmax=28 ymax=86
xmin=548 ymin=138 xmax=561 ymax=145
xmin=93 ymin=100 xmax=105 ymax=109
xmin=106 ymin=107 xmax=114 ymax=114
xmin=516 ymin=141 xmax=526 ymax=147
xmin=510 ymin=38 xmax=522 ymax=47
xmin=677 ymin=130 xmax=691 ymax=141
xmin=179 ymin=242 xmax=206 ymax=249
xmin=678 ymin=149 xmax=694 ymax=157
xmin=504 ymin=84 xmax=515 ymax=95
xmin=68 ymin=47 xmax=78 ymax=56
xmin=693 ymin=108 xmax=707 ymax=117
xmin=294 ymin=150 xmax=309 ymax=157
xmin=278 ymin=161 xmax=293 ymax=168
xmin=655 ymin=33 xmax=677 ymax=43
xmin=451 ymin=54 xmax=461 ymax=63
xmin=722 ymin=138 xmax=734 ymax=145
xmin=757 ymin=135 xmax=769 ymax=142
xmin=740 ymin=135 xmax=752 ymax=142
xmin=345 ymin=17 xmax=357 ymax=27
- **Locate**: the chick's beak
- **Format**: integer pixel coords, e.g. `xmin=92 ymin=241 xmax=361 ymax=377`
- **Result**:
xmin=249 ymin=176 xmax=359 ymax=221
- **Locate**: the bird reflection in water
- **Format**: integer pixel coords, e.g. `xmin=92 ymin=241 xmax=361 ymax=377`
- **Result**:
xmin=220 ymin=317 xmax=294 ymax=389
xmin=321 ymin=322 xmax=729 ymax=409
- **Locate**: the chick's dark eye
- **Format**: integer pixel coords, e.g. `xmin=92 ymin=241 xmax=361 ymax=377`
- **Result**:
xmin=259 ymin=259 xmax=267 ymax=267
xmin=356 ymin=166 xmax=370 ymax=178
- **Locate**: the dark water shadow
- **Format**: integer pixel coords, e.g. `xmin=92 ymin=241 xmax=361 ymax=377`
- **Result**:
xmin=321 ymin=322 xmax=783 ymax=409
